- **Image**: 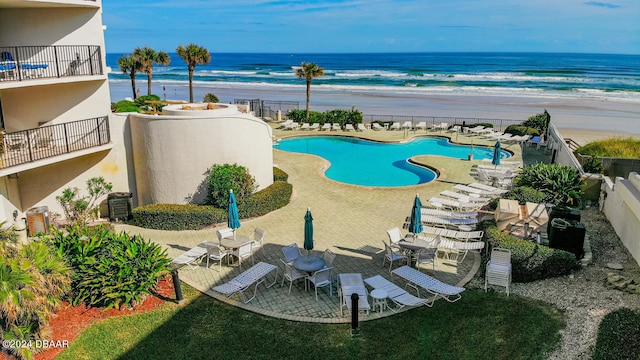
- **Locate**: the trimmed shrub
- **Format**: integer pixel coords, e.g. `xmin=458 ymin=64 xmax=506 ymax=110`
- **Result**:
xmin=522 ymin=110 xmax=550 ymax=134
xmin=207 ymin=164 xmax=257 ymax=208
xmin=114 ymin=100 xmax=140 ymax=113
xmin=273 ymin=167 xmax=289 ymax=182
xmin=287 ymin=109 xmax=325 ymax=123
xmin=479 ymin=220 xmax=580 ymax=282
xmin=487 ymin=186 xmax=548 ymax=210
xmin=593 ymin=308 xmax=640 ymax=360
xmin=46 ymin=224 xmax=170 ymax=310
xmin=134 ymin=94 xmax=161 ymax=110
xmin=132 ymin=204 xmax=226 ymax=230
xmin=515 ymin=163 xmax=583 ymax=207
xmin=238 ymin=181 xmax=293 ymax=218
xmin=504 ymin=124 xmax=540 ymax=136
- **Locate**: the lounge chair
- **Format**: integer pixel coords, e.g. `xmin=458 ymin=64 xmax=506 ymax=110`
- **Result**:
xmin=485 ymin=248 xmax=512 ymax=296
xmin=427 ymin=197 xmax=484 ymax=211
xmin=345 ymin=124 xmax=355 ymax=131
xmin=357 ymin=123 xmax=366 ymax=131
xmin=481 ymin=131 xmax=503 ymax=140
xmin=413 ymin=121 xmax=427 ymax=130
xmin=447 ymin=125 xmax=461 ymax=133
xmin=285 ymin=122 xmax=299 ymax=130
xmin=389 ymin=122 xmax=400 ymax=131
xmin=320 ymin=123 xmax=331 ymax=131
xmin=434 ymin=122 xmax=449 ymax=131
xmin=453 ymin=183 xmax=506 ymax=196
xmin=299 ymin=123 xmax=310 ymax=130
xmin=437 ymin=238 xmax=485 ymax=263
xmin=170 ymin=241 xmax=210 ymax=269
xmin=331 ymin=123 xmax=341 ymax=131
xmin=420 ymin=207 xmax=478 ymax=218
xmin=277 ymin=120 xmax=293 ymax=129
xmin=392 ymin=265 xmax=465 ymax=304
xmin=421 ymin=214 xmax=478 ymax=227
xmin=401 ymin=121 xmax=412 ymax=130
xmin=372 ymin=123 xmax=384 ymax=131
xmin=339 ymin=273 xmax=370 ymax=315
xmin=364 ymin=275 xmax=429 ymax=311
xmin=422 ymin=226 xmax=484 ymax=242
xmin=309 ymin=123 xmax=320 ymax=130
xmin=468 ymin=126 xmax=489 ymax=136
xmin=211 ymin=262 xmax=278 ymax=303
xmin=439 ymin=190 xmax=490 ymax=204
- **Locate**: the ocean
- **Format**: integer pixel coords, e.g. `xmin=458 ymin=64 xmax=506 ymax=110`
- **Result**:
xmin=107 ymin=52 xmax=640 ymax=102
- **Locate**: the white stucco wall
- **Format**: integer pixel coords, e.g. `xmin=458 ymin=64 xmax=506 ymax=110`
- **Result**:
xmin=129 ymin=106 xmax=273 ymax=205
xmin=602 ymin=172 xmax=640 ymax=266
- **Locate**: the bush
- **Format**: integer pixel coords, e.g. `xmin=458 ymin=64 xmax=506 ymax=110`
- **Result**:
xmin=593 ymin=308 xmax=640 ymax=360
xmin=134 ymin=94 xmax=161 ymax=110
xmin=287 ymin=109 xmax=325 ymax=123
xmin=515 ymin=163 xmax=583 ymax=207
xmin=132 ymin=204 xmax=226 ymax=230
xmin=575 ymin=137 xmax=640 ymax=159
xmin=479 ymin=221 xmax=580 ymax=282
xmin=487 ymin=186 xmax=548 ymax=210
xmin=522 ymin=110 xmax=550 ymax=134
xmin=113 ymin=100 xmax=140 ymax=113
xmin=203 ymin=93 xmax=219 ymax=103
xmin=581 ymin=156 xmax=604 ymax=174
xmin=46 ymin=225 xmax=170 ymax=310
xmin=504 ymin=125 xmax=540 ymax=136
xmin=238 ymin=181 xmax=293 ymax=218
xmin=207 ymin=164 xmax=257 ymax=208
xmin=56 ymin=177 xmax=113 ymax=225
xmin=273 ymin=167 xmax=289 ymax=182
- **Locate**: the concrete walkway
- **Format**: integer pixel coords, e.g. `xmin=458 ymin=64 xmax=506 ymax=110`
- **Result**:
xmin=115 ymin=127 xmax=521 ymax=323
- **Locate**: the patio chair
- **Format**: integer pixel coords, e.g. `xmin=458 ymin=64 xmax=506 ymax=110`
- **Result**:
xmin=345 ymin=124 xmax=355 ymax=131
xmin=414 ymin=247 xmax=437 ymax=271
xmin=414 ymin=121 xmax=427 ymax=131
xmin=447 ymin=125 xmax=461 ymax=133
xmin=282 ymin=243 xmax=302 ymax=264
xmin=389 ymin=122 xmax=400 ymax=130
xmin=230 ymin=241 xmax=254 ymax=269
xmin=386 ymin=227 xmax=406 ymax=250
xmin=364 ymin=275 xmax=428 ymax=311
xmin=371 ymin=123 xmax=384 ymax=131
xmin=250 ymin=227 xmax=266 ymax=256
xmin=392 ymin=265 xmax=465 ymax=304
xmin=357 ymin=123 xmax=366 ymax=131
xmin=280 ymin=259 xmax=307 ymax=294
xmin=203 ymin=242 xmax=229 ymax=270
xmin=322 ymin=249 xmax=336 ymax=268
xmin=485 ymin=248 xmax=512 ymax=296
xmin=382 ymin=242 xmax=407 ymax=273
xmin=211 ymin=262 xmax=278 ymax=303
xmin=307 ymin=267 xmax=333 ymax=300
xmin=216 ymin=227 xmax=234 ymax=242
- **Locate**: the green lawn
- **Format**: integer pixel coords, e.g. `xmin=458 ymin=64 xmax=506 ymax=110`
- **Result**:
xmin=58 ymin=283 xmax=564 ymax=360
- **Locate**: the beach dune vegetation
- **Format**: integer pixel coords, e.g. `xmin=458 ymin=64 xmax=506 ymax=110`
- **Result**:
xmin=575 ymin=138 xmax=640 ymax=159
xmin=176 ymin=44 xmax=211 ymax=103
xmin=295 ymin=62 xmax=325 ymax=120
xmin=133 ymin=46 xmax=170 ymax=96
xmin=117 ymin=54 xmax=143 ymax=100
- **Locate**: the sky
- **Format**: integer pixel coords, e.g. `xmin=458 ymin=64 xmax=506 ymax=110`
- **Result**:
xmin=103 ymin=0 xmax=640 ymax=54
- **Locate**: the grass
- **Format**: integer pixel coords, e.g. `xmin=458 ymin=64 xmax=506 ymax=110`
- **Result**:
xmin=58 ymin=283 xmax=564 ymax=360
xmin=575 ymin=137 xmax=640 ymax=159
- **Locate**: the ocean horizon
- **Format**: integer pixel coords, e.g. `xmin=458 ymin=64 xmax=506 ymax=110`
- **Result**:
xmin=107 ymin=52 xmax=640 ymax=103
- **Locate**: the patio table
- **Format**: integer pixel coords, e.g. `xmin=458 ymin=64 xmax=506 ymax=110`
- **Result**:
xmin=293 ymin=256 xmax=325 ymax=275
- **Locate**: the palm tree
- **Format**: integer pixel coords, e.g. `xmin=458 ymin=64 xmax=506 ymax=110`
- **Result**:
xmin=118 ymin=54 xmax=142 ymax=99
xmin=176 ymin=44 xmax=211 ymax=103
xmin=295 ymin=62 xmax=325 ymax=119
xmin=133 ymin=46 xmax=170 ymax=96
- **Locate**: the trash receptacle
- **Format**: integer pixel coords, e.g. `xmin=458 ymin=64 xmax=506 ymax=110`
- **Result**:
xmin=548 ymin=218 xmax=586 ymax=259
xmin=26 ymin=206 xmax=50 ymax=236
xmin=108 ymin=192 xmax=133 ymax=222
xmin=547 ymin=205 xmax=581 ymax=233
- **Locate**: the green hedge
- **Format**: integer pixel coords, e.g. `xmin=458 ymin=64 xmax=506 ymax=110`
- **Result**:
xmin=487 ymin=186 xmax=547 ymax=210
xmin=273 ymin=167 xmax=289 ymax=182
xmin=238 ymin=181 xmax=292 ymax=218
xmin=133 ymin=204 xmax=227 ymax=230
xmin=505 ymin=125 xmax=540 ymax=136
xmin=593 ymin=308 xmax=640 ymax=360
xmin=479 ymin=221 xmax=580 ymax=282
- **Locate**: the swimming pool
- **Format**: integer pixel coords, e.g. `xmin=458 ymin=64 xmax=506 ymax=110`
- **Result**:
xmin=276 ymin=136 xmax=510 ymax=187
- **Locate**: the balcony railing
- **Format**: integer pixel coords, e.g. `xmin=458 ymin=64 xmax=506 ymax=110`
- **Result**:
xmin=1 ymin=116 xmax=110 ymax=169
xmin=0 ymin=45 xmax=103 ymax=82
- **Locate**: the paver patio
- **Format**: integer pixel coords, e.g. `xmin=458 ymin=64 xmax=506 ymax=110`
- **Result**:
xmin=114 ymin=126 xmax=524 ymax=323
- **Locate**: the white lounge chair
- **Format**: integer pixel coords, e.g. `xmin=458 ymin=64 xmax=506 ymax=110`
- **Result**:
xmin=437 ymin=238 xmax=485 ymax=263
xmin=421 ymin=207 xmax=478 ymax=218
xmin=434 ymin=122 xmax=449 ymax=131
xmin=468 ymin=126 xmax=490 ymax=136
xmin=389 ymin=122 xmax=401 ymax=131
xmin=345 ymin=124 xmax=355 ymax=131
xmin=284 ymin=122 xmax=299 ymax=130
xmin=332 ymin=123 xmax=341 ymax=131
xmin=422 ymin=226 xmax=484 ymax=242
xmin=453 ymin=184 xmax=505 ymax=197
xmin=339 ymin=273 xmax=370 ymax=315
xmin=211 ymin=262 xmax=278 ymax=303
xmin=309 ymin=123 xmax=320 ymax=130
xmin=439 ymin=190 xmax=490 ymax=204
xmin=321 ymin=123 xmax=331 ymax=131
xmin=277 ymin=120 xmax=293 ymax=129
xmin=364 ymin=275 xmax=429 ymax=311
xmin=357 ymin=123 xmax=366 ymax=131
xmin=485 ymin=248 xmax=512 ymax=296
xmin=299 ymin=123 xmax=310 ymax=130
xmin=427 ymin=197 xmax=484 ymax=211
xmin=467 ymin=182 xmax=509 ymax=194
xmin=170 ymin=242 xmax=210 ymax=269
xmin=372 ymin=123 xmax=384 ymax=131
xmin=401 ymin=121 xmax=412 ymax=130
xmin=414 ymin=121 xmax=427 ymax=131
xmin=392 ymin=265 xmax=465 ymax=304
xmin=421 ymin=214 xmax=478 ymax=227
xmin=447 ymin=125 xmax=461 ymax=133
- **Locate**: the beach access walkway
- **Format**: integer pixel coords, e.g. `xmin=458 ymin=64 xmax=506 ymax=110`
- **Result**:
xmin=114 ymin=127 xmax=526 ymax=323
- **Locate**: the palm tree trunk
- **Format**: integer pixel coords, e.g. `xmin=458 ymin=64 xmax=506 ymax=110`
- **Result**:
xmin=130 ymin=73 xmax=137 ymax=99
xmin=147 ymin=70 xmax=153 ymax=96
xmin=188 ymin=69 xmax=194 ymax=103
xmin=306 ymin=80 xmax=311 ymax=119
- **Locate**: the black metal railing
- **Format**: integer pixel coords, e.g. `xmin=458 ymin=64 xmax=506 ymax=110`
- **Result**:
xmin=234 ymin=99 xmax=299 ymax=119
xmin=0 ymin=45 xmax=103 ymax=82
xmin=363 ymin=114 xmax=522 ymax=132
xmin=1 ymin=116 xmax=110 ymax=169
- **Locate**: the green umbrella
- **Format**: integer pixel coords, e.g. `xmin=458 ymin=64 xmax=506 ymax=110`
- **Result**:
xmin=492 ymin=140 xmax=502 ymax=167
xmin=409 ymin=194 xmax=423 ymax=237
xmin=304 ymin=208 xmax=314 ymax=259
xmin=228 ymin=189 xmax=241 ymax=240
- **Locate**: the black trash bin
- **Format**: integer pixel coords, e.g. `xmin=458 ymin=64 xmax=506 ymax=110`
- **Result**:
xmin=548 ymin=218 xmax=586 ymax=260
xmin=547 ymin=205 xmax=581 ymax=233
xmin=108 ymin=192 xmax=133 ymax=222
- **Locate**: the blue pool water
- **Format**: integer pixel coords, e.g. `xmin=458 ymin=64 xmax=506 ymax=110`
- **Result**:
xmin=276 ymin=136 xmax=510 ymax=187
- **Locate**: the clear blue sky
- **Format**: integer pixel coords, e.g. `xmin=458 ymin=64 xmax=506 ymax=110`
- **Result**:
xmin=103 ymin=0 xmax=640 ymax=54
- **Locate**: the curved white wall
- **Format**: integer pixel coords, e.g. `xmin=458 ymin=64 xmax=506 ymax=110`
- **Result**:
xmin=130 ymin=106 xmax=273 ymax=205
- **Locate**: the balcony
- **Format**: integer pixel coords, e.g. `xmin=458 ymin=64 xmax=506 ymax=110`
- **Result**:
xmin=0 ymin=45 xmax=102 ymax=82
xmin=1 ymin=116 xmax=110 ymax=170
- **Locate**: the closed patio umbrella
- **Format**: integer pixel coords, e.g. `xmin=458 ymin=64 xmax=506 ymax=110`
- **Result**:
xmin=492 ymin=140 xmax=502 ymax=168
xmin=304 ymin=207 xmax=314 ymax=260
xmin=409 ymin=194 xmax=423 ymax=237
xmin=228 ymin=189 xmax=241 ymax=240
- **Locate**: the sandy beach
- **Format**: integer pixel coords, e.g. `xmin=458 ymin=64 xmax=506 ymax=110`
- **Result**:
xmin=110 ymin=80 xmax=640 ymax=144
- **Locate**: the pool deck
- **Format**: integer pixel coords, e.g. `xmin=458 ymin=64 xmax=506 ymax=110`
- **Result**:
xmin=114 ymin=126 xmax=525 ymax=323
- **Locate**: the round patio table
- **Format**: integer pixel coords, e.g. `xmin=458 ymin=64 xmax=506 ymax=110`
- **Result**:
xmin=220 ymin=235 xmax=251 ymax=250
xmin=371 ymin=289 xmax=388 ymax=313
xmin=293 ymin=256 xmax=325 ymax=274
